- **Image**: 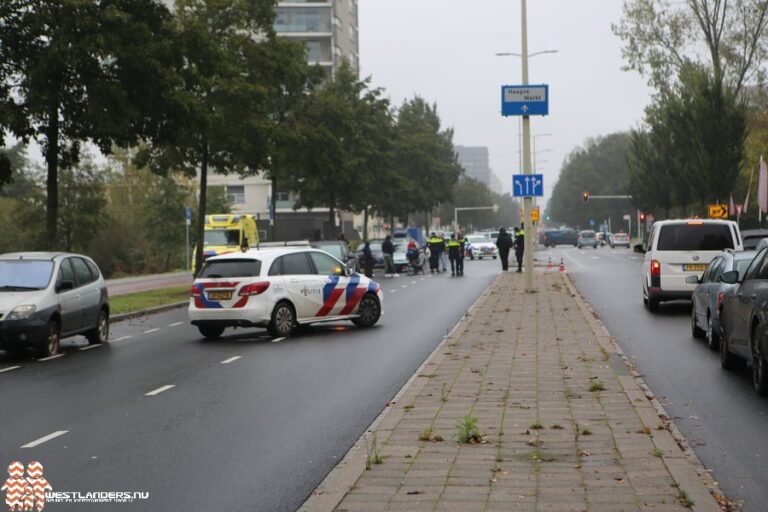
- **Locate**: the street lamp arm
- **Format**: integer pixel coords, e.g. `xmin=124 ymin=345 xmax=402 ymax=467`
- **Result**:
xmin=495 ymin=50 xmax=558 ymax=58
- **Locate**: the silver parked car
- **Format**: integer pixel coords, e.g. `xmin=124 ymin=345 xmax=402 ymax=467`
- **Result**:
xmin=0 ymin=252 xmax=110 ymax=357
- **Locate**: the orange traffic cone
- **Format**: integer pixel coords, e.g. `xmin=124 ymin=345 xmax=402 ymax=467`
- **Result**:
xmin=559 ymin=258 xmax=565 ymax=272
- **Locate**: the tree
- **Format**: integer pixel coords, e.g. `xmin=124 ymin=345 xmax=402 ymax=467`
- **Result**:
xmin=57 ymin=159 xmax=108 ymax=253
xmin=0 ymin=0 xmax=177 ymax=248
xmin=138 ymin=0 xmax=281 ymax=273
xmin=613 ymin=0 xmax=768 ymax=94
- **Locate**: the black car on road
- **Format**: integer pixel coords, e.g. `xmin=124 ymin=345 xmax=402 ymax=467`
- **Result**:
xmin=539 ymin=229 xmax=578 ymax=248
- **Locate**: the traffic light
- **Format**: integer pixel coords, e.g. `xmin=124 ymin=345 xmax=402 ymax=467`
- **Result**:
xmin=582 ymin=191 xmax=589 ymax=203
xmin=639 ymin=212 xmax=646 ymax=222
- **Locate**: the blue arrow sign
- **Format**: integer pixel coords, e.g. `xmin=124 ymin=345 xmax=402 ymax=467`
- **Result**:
xmin=512 ymin=174 xmax=544 ymax=197
xmin=185 ymin=206 xmax=192 ymax=221
xmin=501 ymin=84 xmax=549 ymax=116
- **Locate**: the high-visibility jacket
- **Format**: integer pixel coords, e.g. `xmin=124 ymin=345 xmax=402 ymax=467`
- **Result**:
xmin=447 ymin=239 xmax=461 ymax=257
xmin=428 ymin=237 xmax=444 ymax=254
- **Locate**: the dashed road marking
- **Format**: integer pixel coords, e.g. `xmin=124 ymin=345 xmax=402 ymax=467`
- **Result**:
xmin=113 ymin=335 xmax=132 ymax=342
xmin=411 ymin=281 xmax=417 ymax=284
xmin=220 ymin=356 xmax=241 ymax=364
xmin=390 ymin=289 xmax=397 ymax=293
xmin=401 ymin=285 xmax=407 ymax=288
xmin=78 ymin=344 xmax=102 ymax=351
xmin=168 ymin=322 xmax=184 ymax=327
xmin=37 ymin=354 xmax=65 ymax=362
xmin=145 ymin=384 xmax=175 ymax=396
xmin=21 ymin=430 xmax=68 ymax=449
xmin=271 ymin=337 xmax=285 ymax=343
xmin=143 ymin=328 xmax=160 ymax=334
xmin=0 ymin=366 xmax=21 ymax=374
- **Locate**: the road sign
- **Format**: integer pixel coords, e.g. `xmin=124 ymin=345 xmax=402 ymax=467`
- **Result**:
xmin=531 ymin=206 xmax=540 ymax=222
xmin=512 ymin=173 xmax=544 ymax=197
xmin=185 ymin=206 xmax=192 ymax=226
xmin=708 ymin=204 xmax=729 ymax=219
xmin=623 ymin=214 xmax=631 ymax=221
xmin=589 ymin=219 xmax=595 ymax=227
xmin=501 ymin=85 xmax=549 ymax=117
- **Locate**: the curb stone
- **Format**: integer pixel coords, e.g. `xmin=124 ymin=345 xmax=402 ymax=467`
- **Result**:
xmin=562 ymin=273 xmax=726 ymax=512
xmin=297 ymin=279 xmax=495 ymax=512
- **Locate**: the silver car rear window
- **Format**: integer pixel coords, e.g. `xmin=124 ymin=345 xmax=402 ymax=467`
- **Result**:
xmin=657 ymin=224 xmax=734 ymax=251
xmin=199 ymin=259 xmax=261 ymax=278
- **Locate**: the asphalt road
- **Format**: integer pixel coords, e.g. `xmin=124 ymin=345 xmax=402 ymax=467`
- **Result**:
xmin=0 ymin=259 xmax=502 ymax=512
xmin=545 ymin=244 xmax=767 ymax=512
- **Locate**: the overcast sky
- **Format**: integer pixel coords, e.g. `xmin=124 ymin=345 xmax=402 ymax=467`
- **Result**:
xmin=359 ymin=0 xmax=654 ymax=208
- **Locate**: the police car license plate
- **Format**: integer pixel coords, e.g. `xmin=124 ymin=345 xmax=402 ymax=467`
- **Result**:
xmin=683 ymin=264 xmax=707 ymax=272
xmin=208 ymin=291 xmax=233 ymax=300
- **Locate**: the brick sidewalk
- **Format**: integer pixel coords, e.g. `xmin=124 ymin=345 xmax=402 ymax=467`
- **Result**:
xmin=301 ymin=272 xmax=722 ymax=512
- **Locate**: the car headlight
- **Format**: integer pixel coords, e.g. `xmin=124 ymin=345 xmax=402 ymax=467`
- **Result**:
xmin=8 ymin=305 xmax=36 ymax=321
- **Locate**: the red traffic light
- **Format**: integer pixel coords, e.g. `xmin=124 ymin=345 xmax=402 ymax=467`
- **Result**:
xmin=581 ymin=191 xmax=589 ymax=203
xmin=639 ymin=212 xmax=647 ymax=222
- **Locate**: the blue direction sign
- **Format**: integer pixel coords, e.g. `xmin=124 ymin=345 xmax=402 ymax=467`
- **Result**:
xmin=501 ymin=84 xmax=549 ymax=116
xmin=512 ymin=173 xmax=544 ymax=197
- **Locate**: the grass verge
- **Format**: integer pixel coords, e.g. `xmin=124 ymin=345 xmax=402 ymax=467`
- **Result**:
xmin=110 ymin=286 xmax=189 ymax=316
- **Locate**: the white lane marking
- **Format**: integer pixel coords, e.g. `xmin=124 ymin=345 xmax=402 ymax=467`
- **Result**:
xmin=112 ymin=335 xmax=132 ymax=342
xmin=411 ymin=281 xmax=417 ymax=284
xmin=143 ymin=328 xmax=160 ymax=334
xmin=37 ymin=354 xmax=65 ymax=362
xmin=271 ymin=337 xmax=285 ymax=344
xmin=420 ymin=278 xmax=425 ymax=281
xmin=21 ymin=430 xmax=68 ymax=449
xmin=591 ymin=256 xmax=599 ymax=260
xmin=78 ymin=344 xmax=101 ymax=351
xmin=0 ymin=365 xmax=21 ymax=374
xmin=401 ymin=285 xmax=407 ymax=288
xmin=390 ymin=289 xmax=397 ymax=293
xmin=145 ymin=384 xmax=175 ymax=396
xmin=168 ymin=322 xmax=184 ymax=327
xmin=220 ymin=356 xmax=241 ymax=364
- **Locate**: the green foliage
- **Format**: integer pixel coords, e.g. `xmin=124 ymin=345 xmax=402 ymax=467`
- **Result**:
xmin=455 ymin=415 xmax=482 ymax=443
xmin=57 ymin=160 xmax=108 ymax=253
xmin=547 ymin=133 xmax=633 ymax=230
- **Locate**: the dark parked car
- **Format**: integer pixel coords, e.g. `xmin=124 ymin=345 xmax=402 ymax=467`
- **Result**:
xmin=0 ymin=252 xmax=110 ymax=357
xmin=740 ymin=229 xmax=768 ymax=250
xmin=689 ymin=249 xmax=756 ymax=350
xmin=311 ymin=241 xmax=358 ymax=272
xmin=719 ymin=246 xmax=768 ymax=395
xmin=355 ymin=240 xmax=385 ymax=269
xmin=539 ymin=229 xmax=578 ymax=247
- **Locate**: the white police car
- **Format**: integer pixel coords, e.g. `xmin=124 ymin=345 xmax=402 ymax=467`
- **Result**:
xmin=189 ymin=247 xmax=382 ymax=339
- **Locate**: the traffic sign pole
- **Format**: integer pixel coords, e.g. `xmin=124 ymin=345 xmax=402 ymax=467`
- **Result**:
xmin=521 ymin=0 xmax=534 ymax=292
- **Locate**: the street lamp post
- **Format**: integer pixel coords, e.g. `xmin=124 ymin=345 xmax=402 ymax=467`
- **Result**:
xmin=520 ymin=0 xmax=535 ymax=291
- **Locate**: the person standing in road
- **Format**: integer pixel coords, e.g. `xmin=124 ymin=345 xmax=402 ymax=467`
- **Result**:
xmin=456 ymin=232 xmax=467 ymax=276
xmin=362 ymin=241 xmax=374 ymax=278
xmin=496 ymin=227 xmax=513 ymax=271
xmin=427 ymin=232 xmax=443 ymax=273
xmin=382 ymin=235 xmax=397 ymax=278
xmin=514 ymin=224 xmax=525 ymax=273
xmin=439 ymin=233 xmax=448 ymax=272
xmin=447 ymin=234 xmax=461 ymax=276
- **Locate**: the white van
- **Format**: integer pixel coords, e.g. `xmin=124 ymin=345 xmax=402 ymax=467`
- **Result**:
xmin=641 ymin=219 xmax=742 ymax=312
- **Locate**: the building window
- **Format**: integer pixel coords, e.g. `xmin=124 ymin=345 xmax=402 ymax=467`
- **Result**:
xmin=226 ymin=185 xmax=245 ymax=204
xmin=275 ymin=7 xmax=332 ymax=33
xmin=275 ymin=190 xmax=291 ymax=202
xmin=305 ymin=38 xmax=332 ymax=62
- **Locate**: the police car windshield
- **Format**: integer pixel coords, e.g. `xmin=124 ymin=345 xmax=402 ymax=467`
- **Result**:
xmin=199 ymin=259 xmax=261 ymax=278
xmin=0 ymin=260 xmax=53 ymax=290
xmin=204 ymin=229 xmax=240 ymax=246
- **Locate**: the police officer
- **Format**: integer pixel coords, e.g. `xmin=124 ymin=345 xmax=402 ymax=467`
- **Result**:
xmin=427 ymin=232 xmax=443 ymax=273
xmin=447 ymin=234 xmax=461 ymax=276
xmin=456 ymin=232 xmax=468 ymax=276
xmin=514 ymin=224 xmax=525 ymax=273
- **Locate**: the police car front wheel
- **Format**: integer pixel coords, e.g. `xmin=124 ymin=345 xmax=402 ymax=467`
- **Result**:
xmin=352 ymin=293 xmax=381 ymax=328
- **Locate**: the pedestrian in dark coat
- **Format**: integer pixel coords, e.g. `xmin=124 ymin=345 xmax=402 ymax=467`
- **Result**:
xmin=496 ymin=228 xmax=513 ymax=271
xmin=362 ymin=241 xmax=374 ymax=278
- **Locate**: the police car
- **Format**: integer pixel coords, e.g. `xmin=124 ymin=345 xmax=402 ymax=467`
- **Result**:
xmin=189 ymin=247 xmax=382 ymax=339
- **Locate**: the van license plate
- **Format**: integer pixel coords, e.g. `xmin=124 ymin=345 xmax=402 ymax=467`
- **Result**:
xmin=208 ymin=291 xmax=233 ymax=300
xmin=683 ymin=264 xmax=707 ymax=272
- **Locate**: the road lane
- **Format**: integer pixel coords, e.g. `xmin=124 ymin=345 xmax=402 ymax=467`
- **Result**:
xmin=545 ymin=244 xmax=767 ymax=512
xmin=0 ymin=260 xmax=500 ymax=511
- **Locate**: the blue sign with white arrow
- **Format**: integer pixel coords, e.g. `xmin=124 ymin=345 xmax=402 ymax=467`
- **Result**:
xmin=501 ymin=84 xmax=549 ymax=116
xmin=512 ymin=174 xmax=544 ymax=197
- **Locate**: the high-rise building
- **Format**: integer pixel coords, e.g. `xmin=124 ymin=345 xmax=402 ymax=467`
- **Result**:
xmin=455 ymin=145 xmax=501 ymax=191
xmin=274 ymin=0 xmax=359 ymax=76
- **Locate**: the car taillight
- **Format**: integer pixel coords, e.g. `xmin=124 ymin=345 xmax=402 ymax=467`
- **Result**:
xmin=717 ymin=292 xmax=725 ymax=308
xmin=190 ymin=285 xmax=201 ymax=298
xmin=239 ymin=281 xmax=270 ymax=296
xmin=651 ymin=259 xmax=661 ymax=276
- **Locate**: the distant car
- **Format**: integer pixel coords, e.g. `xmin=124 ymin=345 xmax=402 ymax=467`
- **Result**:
xmin=540 ymin=229 xmax=578 ymax=247
xmin=718 ymin=246 xmax=768 ymax=395
xmin=577 ymin=230 xmax=599 ymax=249
xmin=740 ymin=229 xmax=768 ymax=250
xmin=0 ymin=252 xmax=110 ymax=357
xmin=465 ymin=235 xmax=498 ymax=260
xmin=641 ymin=219 xmax=742 ymax=312
xmin=689 ymin=249 xmax=756 ymax=350
xmin=355 ymin=240 xmax=385 ymax=269
xmin=392 ymin=242 xmax=409 ymax=272
xmin=610 ymin=232 xmax=631 ymax=248
xmin=189 ymin=248 xmax=383 ymax=339
xmin=311 ymin=241 xmax=358 ymax=272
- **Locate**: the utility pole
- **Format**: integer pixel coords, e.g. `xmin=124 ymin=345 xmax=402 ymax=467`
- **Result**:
xmin=521 ymin=0 xmax=534 ymax=292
